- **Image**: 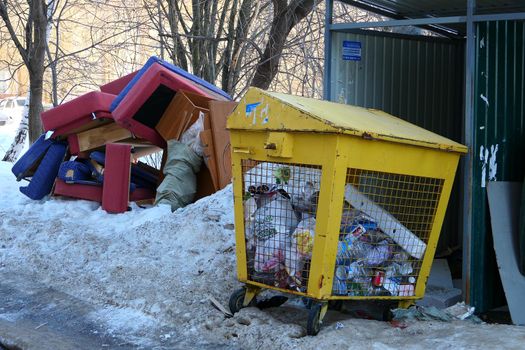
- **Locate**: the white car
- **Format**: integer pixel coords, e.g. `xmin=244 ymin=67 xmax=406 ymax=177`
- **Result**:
xmin=0 ymin=109 xmax=10 ymax=126
xmin=0 ymin=97 xmax=26 ymax=125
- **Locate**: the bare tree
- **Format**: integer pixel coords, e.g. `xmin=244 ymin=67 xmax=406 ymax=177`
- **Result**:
xmin=144 ymin=0 xmax=323 ymax=98
xmin=44 ymin=0 xmax=149 ymax=106
xmin=144 ymin=0 xmax=270 ymax=97
xmin=0 ymin=1 xmax=53 ymax=145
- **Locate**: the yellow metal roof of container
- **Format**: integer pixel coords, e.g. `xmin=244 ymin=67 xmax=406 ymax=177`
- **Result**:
xmin=228 ymin=87 xmax=468 ymax=154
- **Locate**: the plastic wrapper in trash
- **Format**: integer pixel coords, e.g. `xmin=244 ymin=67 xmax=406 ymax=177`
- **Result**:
xmin=284 ymin=217 xmax=316 ymax=284
xmin=180 ymin=112 xmax=205 ymax=157
xmin=155 ymin=141 xmax=202 ymax=211
xmin=340 ymin=206 xmax=375 ymax=233
xmin=244 ymin=196 xmax=258 ymax=249
xmin=254 ymin=232 xmax=289 ymax=273
xmin=244 ymin=196 xmax=257 ymax=222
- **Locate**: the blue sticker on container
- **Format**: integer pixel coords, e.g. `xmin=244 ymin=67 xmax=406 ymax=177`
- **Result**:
xmin=245 ymin=102 xmax=261 ymax=115
xmin=342 ymin=41 xmax=361 ymax=61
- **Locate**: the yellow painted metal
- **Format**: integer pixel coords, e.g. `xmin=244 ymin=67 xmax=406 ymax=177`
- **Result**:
xmin=228 ymin=88 xmax=468 ymax=154
xmin=232 ymin=148 xmax=249 ymax=282
xmin=228 ymin=88 xmax=467 ymax=304
xmin=306 ymin=136 xmax=347 ymax=299
xmin=398 ymin=300 xmax=415 ymax=309
xmin=243 ymin=285 xmax=261 ymax=307
xmin=264 ymin=132 xmax=294 ymax=158
xmin=319 ymin=303 xmax=329 ymax=322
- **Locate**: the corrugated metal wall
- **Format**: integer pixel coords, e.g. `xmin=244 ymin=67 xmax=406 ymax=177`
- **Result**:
xmin=470 ymin=20 xmax=525 ymax=312
xmin=329 ymin=30 xmax=465 ymax=253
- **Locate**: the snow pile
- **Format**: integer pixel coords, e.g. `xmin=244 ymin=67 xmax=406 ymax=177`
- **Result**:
xmin=1 ymin=161 xmax=524 ymax=349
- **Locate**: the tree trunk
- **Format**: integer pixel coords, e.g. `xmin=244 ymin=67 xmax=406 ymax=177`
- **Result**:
xmin=251 ymin=0 xmax=318 ymax=90
xmin=1 ymin=0 xmax=53 ymax=161
xmin=28 ymin=74 xmax=45 ymax=143
xmin=27 ymin=0 xmax=48 ymax=143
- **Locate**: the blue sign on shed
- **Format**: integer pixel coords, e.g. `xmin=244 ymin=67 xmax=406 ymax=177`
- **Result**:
xmin=342 ymin=41 xmax=362 ymax=61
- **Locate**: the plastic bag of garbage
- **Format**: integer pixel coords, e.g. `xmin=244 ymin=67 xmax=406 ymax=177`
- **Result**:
xmin=155 ymin=140 xmax=202 ymax=211
xmin=180 ymin=112 xmax=205 ymax=157
xmin=292 ymin=217 xmax=316 ymax=257
xmin=285 ymin=217 xmax=316 ymax=284
xmin=254 ymin=232 xmax=289 ymax=273
xmin=252 ymin=192 xmax=298 ymax=240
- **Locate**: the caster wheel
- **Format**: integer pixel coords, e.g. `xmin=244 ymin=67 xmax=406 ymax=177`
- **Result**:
xmin=257 ymin=295 xmax=288 ymax=309
xmin=382 ymin=307 xmax=393 ymax=321
xmin=328 ymin=300 xmax=343 ymax=311
xmin=302 ymin=297 xmax=313 ymax=309
xmin=306 ymin=303 xmax=323 ymax=336
xmin=229 ymin=288 xmax=248 ymax=314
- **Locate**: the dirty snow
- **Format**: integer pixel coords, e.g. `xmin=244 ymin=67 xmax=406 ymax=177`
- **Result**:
xmin=0 ymin=126 xmax=524 ymax=348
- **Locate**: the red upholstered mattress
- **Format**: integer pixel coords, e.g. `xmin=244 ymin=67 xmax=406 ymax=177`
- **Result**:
xmin=41 ymin=91 xmax=115 ymax=136
xmin=54 ymin=179 xmax=155 ymax=203
xmin=102 ymin=143 xmax=132 ymax=213
xmin=111 ymin=64 xmax=215 ymax=148
xmin=99 ymin=71 xmax=138 ymax=95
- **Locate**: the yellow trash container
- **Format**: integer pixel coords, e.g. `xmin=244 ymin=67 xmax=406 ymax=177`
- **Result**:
xmin=227 ymin=87 xmax=467 ymax=335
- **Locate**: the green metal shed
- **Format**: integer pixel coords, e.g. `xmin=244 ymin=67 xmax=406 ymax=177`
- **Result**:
xmin=324 ymin=0 xmax=525 ymax=313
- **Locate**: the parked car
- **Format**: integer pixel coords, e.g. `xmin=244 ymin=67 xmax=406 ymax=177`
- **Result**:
xmin=0 ymin=97 xmax=26 ymax=125
xmin=0 ymin=109 xmax=10 ymax=126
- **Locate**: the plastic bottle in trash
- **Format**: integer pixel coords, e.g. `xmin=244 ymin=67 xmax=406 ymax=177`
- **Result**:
xmin=333 ymin=265 xmax=349 ymax=295
xmin=336 ymin=241 xmax=352 ymax=266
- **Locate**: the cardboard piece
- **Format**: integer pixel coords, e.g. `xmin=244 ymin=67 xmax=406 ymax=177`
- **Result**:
xmin=201 ymin=101 xmax=237 ymax=191
xmin=200 ymin=129 xmax=218 ymax=190
xmin=155 ymin=90 xmax=212 ymax=141
xmin=487 ymin=181 xmax=525 ymax=325
xmin=70 ymin=122 xmax=132 ymax=154
xmin=102 ymin=144 xmax=132 ymax=213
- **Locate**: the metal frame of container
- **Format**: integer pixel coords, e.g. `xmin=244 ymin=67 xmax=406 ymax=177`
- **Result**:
xmin=325 ymin=0 xmax=525 ymax=312
xmin=227 ymin=88 xmax=466 ymax=334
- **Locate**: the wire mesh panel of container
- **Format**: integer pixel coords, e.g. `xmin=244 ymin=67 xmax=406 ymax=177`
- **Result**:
xmin=241 ymin=159 xmax=322 ymax=293
xmin=332 ymin=168 xmax=444 ymax=298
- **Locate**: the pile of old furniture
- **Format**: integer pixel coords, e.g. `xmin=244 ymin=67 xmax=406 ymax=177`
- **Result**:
xmin=12 ymin=57 xmax=236 ymax=213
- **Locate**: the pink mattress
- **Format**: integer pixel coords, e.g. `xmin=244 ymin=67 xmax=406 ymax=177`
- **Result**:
xmin=102 ymin=143 xmax=131 ymax=213
xmin=41 ymin=92 xmax=115 ymax=136
xmin=111 ymin=64 xmax=215 ymax=147
xmin=54 ymin=179 xmax=155 ymax=203
xmin=99 ymin=71 xmax=138 ymax=95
